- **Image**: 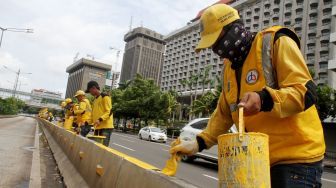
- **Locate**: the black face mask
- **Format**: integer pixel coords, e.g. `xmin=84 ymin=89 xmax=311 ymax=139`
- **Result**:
xmin=212 ymin=22 xmax=254 ymax=69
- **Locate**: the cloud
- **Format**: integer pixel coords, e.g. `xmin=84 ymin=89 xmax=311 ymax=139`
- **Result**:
xmin=0 ymin=0 xmax=217 ymax=98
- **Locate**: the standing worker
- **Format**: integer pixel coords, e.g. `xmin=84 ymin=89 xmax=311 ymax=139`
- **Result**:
xmin=73 ymin=90 xmax=93 ymax=137
xmin=85 ymin=81 xmax=113 ymax=146
xmin=170 ymin=4 xmax=325 ymax=188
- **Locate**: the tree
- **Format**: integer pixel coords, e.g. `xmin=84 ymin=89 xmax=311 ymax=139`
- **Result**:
xmin=199 ymin=65 xmax=212 ymax=96
xmin=308 ymin=68 xmax=336 ymax=121
xmin=191 ymin=74 xmax=223 ymax=117
xmin=0 ymin=97 xmax=25 ymax=115
xmin=111 ymin=74 xmax=177 ymax=130
xmin=316 ymin=85 xmax=336 ymax=121
xmin=191 ymin=92 xmax=216 ymax=117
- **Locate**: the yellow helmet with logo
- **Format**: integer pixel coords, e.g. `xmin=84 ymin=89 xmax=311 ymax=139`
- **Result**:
xmin=65 ymin=98 xmax=72 ymax=104
xmin=74 ymin=90 xmax=85 ymax=97
xmin=195 ymin=4 xmax=240 ymax=52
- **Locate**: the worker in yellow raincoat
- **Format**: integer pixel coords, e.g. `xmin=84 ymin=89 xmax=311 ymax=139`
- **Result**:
xmin=73 ymin=90 xmax=92 ymax=137
xmin=170 ymin=4 xmax=325 ymax=188
xmin=64 ymin=98 xmax=75 ymax=130
xmin=85 ymin=81 xmax=113 ymax=146
xmin=48 ymin=112 xmax=54 ymax=122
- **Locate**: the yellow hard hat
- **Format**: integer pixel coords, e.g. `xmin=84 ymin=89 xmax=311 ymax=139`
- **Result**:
xmin=74 ymin=90 xmax=85 ymax=97
xmin=61 ymin=101 xmax=66 ymax=107
xmin=195 ymin=4 xmax=240 ymax=52
xmin=65 ymin=98 xmax=72 ymax=104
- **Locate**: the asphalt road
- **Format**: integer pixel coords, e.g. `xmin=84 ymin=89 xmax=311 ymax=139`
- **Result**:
xmin=0 ymin=116 xmax=64 ymax=188
xmin=109 ymin=132 xmax=336 ymax=188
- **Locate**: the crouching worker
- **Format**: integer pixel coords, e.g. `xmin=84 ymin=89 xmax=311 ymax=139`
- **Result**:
xmin=74 ymin=90 xmax=93 ymax=137
xmin=170 ymin=4 xmax=325 ymax=188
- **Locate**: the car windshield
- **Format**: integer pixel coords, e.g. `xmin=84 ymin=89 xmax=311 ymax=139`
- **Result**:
xmin=150 ymin=128 xmax=162 ymax=133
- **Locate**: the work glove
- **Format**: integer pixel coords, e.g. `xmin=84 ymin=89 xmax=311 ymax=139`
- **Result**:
xmin=169 ymin=138 xmax=199 ymax=156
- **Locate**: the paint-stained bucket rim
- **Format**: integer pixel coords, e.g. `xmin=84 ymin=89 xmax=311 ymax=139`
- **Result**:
xmin=218 ymin=132 xmax=269 ymax=140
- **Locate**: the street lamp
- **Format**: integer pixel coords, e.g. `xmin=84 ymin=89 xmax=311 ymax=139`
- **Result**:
xmin=0 ymin=27 xmax=34 ymax=48
xmin=3 ymin=66 xmax=32 ymax=97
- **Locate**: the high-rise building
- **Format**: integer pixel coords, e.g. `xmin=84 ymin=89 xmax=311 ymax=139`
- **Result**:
xmin=120 ymin=27 xmax=165 ymax=85
xmin=328 ymin=1 xmax=336 ymax=88
xmin=161 ymin=0 xmax=336 ymax=94
xmin=106 ymin=71 xmax=121 ymax=89
xmin=65 ymin=58 xmax=112 ymax=98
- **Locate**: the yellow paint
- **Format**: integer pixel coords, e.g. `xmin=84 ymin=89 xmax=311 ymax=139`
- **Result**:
xmin=64 ymin=116 xmax=74 ymax=130
xmin=96 ymin=164 xmax=104 ymax=176
xmin=94 ymin=143 xmax=158 ymax=170
xmin=79 ymin=151 xmax=84 ymax=159
xmin=161 ymin=153 xmax=181 ymax=176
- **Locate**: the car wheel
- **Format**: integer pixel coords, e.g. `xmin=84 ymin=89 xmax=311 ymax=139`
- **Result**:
xmin=148 ymin=135 xmax=152 ymax=142
xmin=181 ymin=154 xmax=196 ymax=163
xmin=139 ymin=134 xmax=142 ymax=140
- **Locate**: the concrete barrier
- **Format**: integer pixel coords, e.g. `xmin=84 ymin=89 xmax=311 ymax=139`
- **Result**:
xmin=37 ymin=118 xmax=198 ymax=188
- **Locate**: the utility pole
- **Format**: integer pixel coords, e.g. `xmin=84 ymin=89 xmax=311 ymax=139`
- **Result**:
xmin=0 ymin=27 xmax=33 ymax=48
xmin=3 ymin=66 xmax=32 ymax=97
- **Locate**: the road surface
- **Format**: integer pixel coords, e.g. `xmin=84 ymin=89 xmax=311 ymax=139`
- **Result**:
xmin=109 ymin=132 xmax=336 ymax=188
xmin=0 ymin=116 xmax=63 ymax=188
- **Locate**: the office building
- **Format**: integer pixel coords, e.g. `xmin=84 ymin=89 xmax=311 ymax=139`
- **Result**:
xmin=120 ymin=27 xmax=165 ymax=85
xmin=30 ymin=89 xmax=62 ymax=105
xmin=65 ymin=58 xmax=112 ymax=98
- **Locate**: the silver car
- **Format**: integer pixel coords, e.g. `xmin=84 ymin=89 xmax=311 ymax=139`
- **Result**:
xmin=179 ymin=118 xmax=237 ymax=163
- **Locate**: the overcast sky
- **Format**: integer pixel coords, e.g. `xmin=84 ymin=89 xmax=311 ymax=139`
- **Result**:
xmin=0 ymin=0 xmax=216 ymax=97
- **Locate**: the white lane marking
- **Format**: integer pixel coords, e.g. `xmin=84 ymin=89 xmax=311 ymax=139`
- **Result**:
xmin=114 ymin=133 xmax=171 ymax=147
xmin=162 ymin=149 xmax=169 ymax=152
xmin=203 ymin=174 xmax=218 ymax=181
xmin=322 ymin=178 xmax=336 ymax=183
xmin=152 ymin=142 xmax=171 ymax=148
xmin=112 ymin=143 xmax=135 ymax=151
xmin=114 ymin=133 xmax=138 ymax=140
xmin=29 ymin=123 xmax=41 ymax=188
xmin=120 ymin=138 xmax=135 ymax=143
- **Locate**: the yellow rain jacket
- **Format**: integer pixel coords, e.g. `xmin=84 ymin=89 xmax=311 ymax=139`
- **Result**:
xmin=198 ymin=26 xmax=325 ymax=166
xmin=92 ymin=93 xmax=113 ymax=129
xmin=74 ymin=98 xmax=92 ymax=125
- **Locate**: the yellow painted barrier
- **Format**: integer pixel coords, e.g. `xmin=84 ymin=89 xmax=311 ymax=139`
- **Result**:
xmin=38 ymin=118 xmax=198 ymax=188
xmin=217 ymin=107 xmax=270 ymax=188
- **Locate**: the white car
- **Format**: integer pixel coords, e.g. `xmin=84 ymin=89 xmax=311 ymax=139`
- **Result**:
xmin=138 ymin=127 xmax=167 ymax=143
xmin=179 ymin=118 xmax=237 ymax=163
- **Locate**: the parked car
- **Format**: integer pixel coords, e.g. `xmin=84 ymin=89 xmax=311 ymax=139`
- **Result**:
xmin=179 ymin=118 xmax=237 ymax=163
xmin=138 ymin=126 xmax=167 ymax=143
